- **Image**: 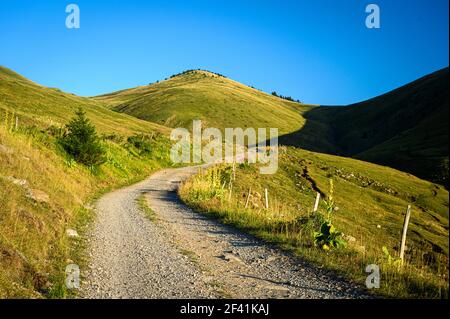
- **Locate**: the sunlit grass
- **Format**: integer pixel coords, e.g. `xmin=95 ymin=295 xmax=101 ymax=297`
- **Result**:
xmin=179 ymin=147 xmax=449 ymax=298
xmin=0 ymin=115 xmax=172 ymax=297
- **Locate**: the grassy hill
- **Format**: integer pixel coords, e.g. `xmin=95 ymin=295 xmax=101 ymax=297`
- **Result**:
xmin=94 ymin=70 xmax=310 ymax=135
xmin=1 ymin=65 xmax=448 ymax=299
xmin=0 ymin=66 xmax=174 ymax=298
xmin=97 ymin=67 xmax=448 ymax=187
xmin=179 ymin=147 xmax=449 ymax=298
xmin=0 ymin=66 xmax=169 ymax=136
xmin=280 ymin=68 xmax=449 ymax=186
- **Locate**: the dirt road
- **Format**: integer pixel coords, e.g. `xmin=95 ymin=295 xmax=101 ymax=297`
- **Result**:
xmin=81 ymin=165 xmax=366 ymax=299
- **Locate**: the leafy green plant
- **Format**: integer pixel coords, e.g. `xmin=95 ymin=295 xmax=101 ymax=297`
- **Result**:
xmin=382 ymin=246 xmax=402 ymax=268
xmin=59 ymin=108 xmax=106 ymax=166
xmin=313 ymin=179 xmax=346 ymax=250
xmin=64 ymin=158 xmax=77 ymax=168
xmin=313 ymin=221 xmax=346 ymax=250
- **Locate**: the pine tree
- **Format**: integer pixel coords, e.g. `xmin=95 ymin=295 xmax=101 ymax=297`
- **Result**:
xmin=59 ymin=108 xmax=106 ymax=166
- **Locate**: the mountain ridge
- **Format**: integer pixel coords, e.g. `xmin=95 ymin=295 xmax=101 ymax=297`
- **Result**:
xmin=279 ymin=67 xmax=449 ymax=186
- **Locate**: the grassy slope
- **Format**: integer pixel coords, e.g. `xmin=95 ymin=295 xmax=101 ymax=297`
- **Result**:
xmin=94 ymin=70 xmax=311 ymax=135
xmin=0 ymin=66 xmax=169 ymax=136
xmin=2 ymin=65 xmax=448 ymax=298
xmin=179 ymin=147 xmax=449 ymax=298
xmin=96 ymin=67 xmax=449 ymax=296
xmin=280 ymin=68 xmax=449 ymax=185
xmin=97 ymin=68 xmax=449 ymax=186
xmin=0 ymin=66 xmax=173 ymax=297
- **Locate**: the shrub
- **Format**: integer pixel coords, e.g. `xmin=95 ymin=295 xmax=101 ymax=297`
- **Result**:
xmin=126 ymin=134 xmax=153 ymax=156
xmin=271 ymin=91 xmax=301 ymax=103
xmin=59 ymin=108 xmax=106 ymax=166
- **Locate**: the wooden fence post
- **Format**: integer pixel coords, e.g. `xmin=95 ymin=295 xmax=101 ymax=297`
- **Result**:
xmin=245 ymin=187 xmax=252 ymax=208
xmin=228 ymin=182 xmax=233 ymax=201
xmin=264 ymin=188 xmax=269 ymax=209
xmin=399 ymin=205 xmax=412 ymax=262
xmin=15 ymin=116 xmax=18 ymax=131
xmin=313 ymin=192 xmax=321 ymax=212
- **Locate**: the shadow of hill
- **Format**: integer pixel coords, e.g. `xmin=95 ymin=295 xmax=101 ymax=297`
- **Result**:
xmin=279 ymin=67 xmax=449 ymax=187
xmin=278 ymin=106 xmax=341 ymax=155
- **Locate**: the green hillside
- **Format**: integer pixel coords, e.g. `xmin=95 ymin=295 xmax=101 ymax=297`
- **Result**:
xmin=280 ymin=68 xmax=449 ymax=186
xmin=97 ymin=67 xmax=448 ymax=187
xmin=94 ymin=70 xmax=310 ymax=135
xmin=0 ymin=66 xmax=169 ymax=136
xmin=0 ymin=66 xmax=173 ymax=298
xmin=1 ymin=66 xmax=448 ymax=299
xmin=180 ymin=147 xmax=449 ymax=298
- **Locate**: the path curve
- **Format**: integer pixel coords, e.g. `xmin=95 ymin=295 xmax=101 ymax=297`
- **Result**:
xmin=81 ymin=165 xmax=366 ymax=299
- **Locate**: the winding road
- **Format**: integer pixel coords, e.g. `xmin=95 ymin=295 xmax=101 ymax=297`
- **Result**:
xmin=81 ymin=165 xmax=366 ymax=299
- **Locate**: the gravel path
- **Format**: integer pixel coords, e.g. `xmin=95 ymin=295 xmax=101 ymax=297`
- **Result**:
xmin=81 ymin=165 xmax=367 ymax=299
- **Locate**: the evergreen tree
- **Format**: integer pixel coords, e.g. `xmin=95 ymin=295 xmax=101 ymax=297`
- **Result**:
xmin=59 ymin=108 xmax=106 ymax=166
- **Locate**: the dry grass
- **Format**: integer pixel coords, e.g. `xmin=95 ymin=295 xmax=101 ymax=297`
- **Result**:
xmin=179 ymin=148 xmax=449 ymax=298
xmin=0 ymin=117 xmax=172 ymax=297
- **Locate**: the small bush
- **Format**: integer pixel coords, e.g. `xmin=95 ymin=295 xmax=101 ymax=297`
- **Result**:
xmin=59 ymin=108 xmax=106 ymax=166
xmin=126 ymin=134 xmax=153 ymax=156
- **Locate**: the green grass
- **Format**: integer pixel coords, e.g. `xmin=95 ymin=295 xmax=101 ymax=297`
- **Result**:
xmin=0 ymin=66 xmax=176 ymax=297
xmin=1 ymin=64 xmax=448 ymax=299
xmin=0 ymin=66 xmax=170 ymax=136
xmin=94 ymin=70 xmax=312 ymax=136
xmin=95 ymin=67 xmax=448 ymax=187
xmin=136 ymin=194 xmax=157 ymax=221
xmin=280 ymin=68 xmax=449 ymax=186
xmin=179 ymin=147 xmax=449 ymax=298
xmin=0 ymin=121 xmax=174 ymax=297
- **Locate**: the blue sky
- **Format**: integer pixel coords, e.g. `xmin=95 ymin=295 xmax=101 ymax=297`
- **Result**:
xmin=0 ymin=0 xmax=448 ymax=105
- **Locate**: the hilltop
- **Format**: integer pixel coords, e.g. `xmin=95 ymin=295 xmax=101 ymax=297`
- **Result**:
xmin=94 ymin=67 xmax=449 ymax=186
xmin=94 ymin=69 xmax=310 ymax=135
